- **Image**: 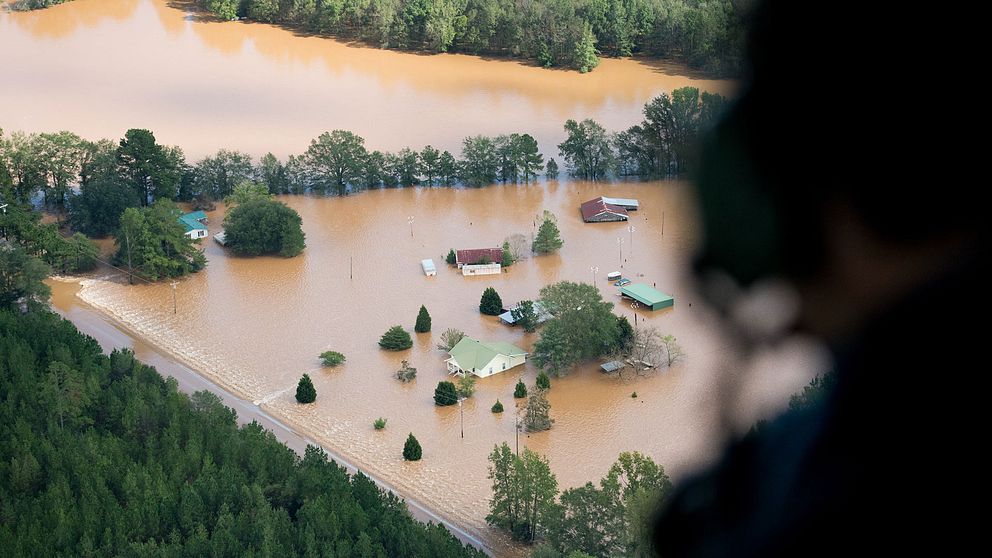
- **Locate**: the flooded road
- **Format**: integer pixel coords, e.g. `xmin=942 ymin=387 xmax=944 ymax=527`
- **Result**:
xmin=49 ymin=182 xmax=824 ymax=553
xmin=1 ymin=0 xmax=732 ymax=159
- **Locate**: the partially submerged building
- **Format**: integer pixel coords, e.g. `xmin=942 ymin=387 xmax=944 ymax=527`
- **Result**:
xmin=455 ymin=248 xmax=503 ymax=276
xmin=619 ymin=283 xmax=675 ymax=310
xmin=445 ymin=337 xmax=527 ymax=378
xmin=580 ymin=197 xmax=629 ymax=223
xmin=498 ymin=301 xmax=553 ymax=326
xmin=179 ymin=211 xmax=208 ymax=240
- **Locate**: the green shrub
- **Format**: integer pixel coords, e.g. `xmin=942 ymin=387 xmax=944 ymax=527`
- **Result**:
xmin=434 ymin=381 xmax=458 ymax=406
xmin=320 ymin=351 xmax=345 ymax=367
xmin=491 ymin=400 xmax=504 ymax=413
xmin=374 ymin=418 xmax=387 ymax=430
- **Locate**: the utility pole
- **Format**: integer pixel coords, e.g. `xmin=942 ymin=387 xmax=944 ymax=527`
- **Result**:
xmin=515 ymin=409 xmax=519 ymax=456
xmin=662 ymin=211 xmax=665 ymax=236
xmin=350 ymin=256 xmax=353 ymax=280
xmin=617 ymin=237 xmax=624 ymax=268
xmin=628 ymin=225 xmax=636 ymax=255
xmin=459 ymin=397 xmax=465 ymax=439
xmin=124 ymin=226 xmax=134 ymax=285
xmin=590 ymin=265 xmax=599 ymax=284
xmin=408 ymin=215 xmax=414 ymax=237
xmin=170 ymin=282 xmax=178 ymax=314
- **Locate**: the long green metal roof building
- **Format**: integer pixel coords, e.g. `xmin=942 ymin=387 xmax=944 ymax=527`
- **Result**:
xmin=619 ymin=283 xmax=674 ymax=310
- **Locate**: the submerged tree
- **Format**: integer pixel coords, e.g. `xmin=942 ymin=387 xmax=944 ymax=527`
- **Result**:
xmin=395 ymin=360 xmax=417 ymax=383
xmin=532 ymin=211 xmax=563 ymax=254
xmin=480 ymin=287 xmax=503 ymax=316
xmin=487 ymin=443 xmax=558 ymax=542
xmin=115 ymin=200 xmax=206 ymax=281
xmin=524 ymin=389 xmax=553 ymax=432
xmin=319 ymin=351 xmax=346 ymax=367
xmin=414 ymin=304 xmax=432 ymax=333
xmin=436 ymin=328 xmax=465 ymax=351
xmin=434 ymin=381 xmax=458 ymax=406
xmin=295 ymin=373 xmax=316 ymax=403
xmin=223 ymin=198 xmax=305 ymax=257
xmin=514 ymin=380 xmax=528 ymax=399
xmin=379 ymin=325 xmax=413 ymax=350
xmin=403 ymin=433 xmax=423 ymax=461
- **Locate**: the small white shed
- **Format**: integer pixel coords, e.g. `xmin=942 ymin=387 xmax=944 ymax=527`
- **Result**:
xmin=421 ymin=259 xmax=437 ymax=276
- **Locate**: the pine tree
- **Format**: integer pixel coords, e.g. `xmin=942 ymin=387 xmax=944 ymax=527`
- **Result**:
xmin=295 ymin=374 xmax=316 ymax=403
xmin=514 ymin=380 xmax=528 ymax=399
xmin=536 ymin=372 xmax=551 ymax=390
xmin=502 ymin=241 xmax=514 ymax=267
xmin=491 ymin=400 xmax=504 ymax=413
xmin=403 ymin=433 xmax=422 ymax=461
xmin=378 ymin=325 xmax=413 ymax=350
xmin=414 ymin=305 xmax=431 ymax=333
xmin=446 ymin=249 xmax=457 ymax=265
xmin=480 ymin=287 xmax=503 ymax=315
xmin=532 ymin=211 xmax=564 ymax=254
xmin=546 ymin=158 xmax=560 ymax=179
xmin=434 ymin=381 xmax=459 ymax=406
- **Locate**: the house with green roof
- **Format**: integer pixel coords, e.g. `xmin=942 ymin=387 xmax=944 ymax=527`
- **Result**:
xmin=178 ymin=211 xmax=208 ymax=240
xmin=445 ymin=336 xmax=527 ymax=378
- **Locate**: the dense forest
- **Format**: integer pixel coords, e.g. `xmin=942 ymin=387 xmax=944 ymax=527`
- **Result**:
xmin=13 ymin=0 xmax=746 ymax=76
xmin=0 ymin=295 xmax=484 ymax=555
xmin=197 ymin=0 xmax=747 ymax=75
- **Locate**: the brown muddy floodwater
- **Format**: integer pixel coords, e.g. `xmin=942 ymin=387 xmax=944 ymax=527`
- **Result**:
xmin=1 ymin=0 xmax=732 ymax=159
xmin=8 ymin=0 xmax=822 ymax=553
xmin=49 ymin=182 xmax=824 ymax=554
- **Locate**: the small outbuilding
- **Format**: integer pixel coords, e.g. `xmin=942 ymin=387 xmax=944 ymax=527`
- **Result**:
xmin=446 ymin=337 xmax=527 ymax=378
xmin=421 ymin=259 xmax=437 ymax=276
xmin=580 ymin=197 xmax=629 ymax=223
xmin=619 ymin=283 xmax=675 ymax=310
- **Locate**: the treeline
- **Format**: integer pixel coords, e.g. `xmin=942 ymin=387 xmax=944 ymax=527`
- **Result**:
xmin=7 ymin=0 xmax=70 ymax=10
xmin=558 ymin=86 xmax=728 ymax=180
xmin=2 ymin=87 xmax=725 ymax=239
xmin=0 ymin=303 xmax=485 ymax=556
xmin=1 ymin=127 xmax=548 ymax=238
xmin=200 ymin=0 xmax=746 ymax=75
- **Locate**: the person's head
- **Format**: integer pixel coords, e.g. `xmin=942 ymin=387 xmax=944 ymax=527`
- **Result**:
xmin=692 ymin=0 xmax=983 ymax=346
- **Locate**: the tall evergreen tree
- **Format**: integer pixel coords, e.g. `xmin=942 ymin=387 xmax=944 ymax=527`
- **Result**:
xmin=415 ymin=305 xmax=432 ymax=333
xmin=532 ymin=211 xmax=564 ymax=254
xmin=480 ymin=287 xmax=503 ymax=315
xmin=403 ymin=433 xmax=423 ymax=461
xmin=296 ymin=373 xmax=317 ymax=403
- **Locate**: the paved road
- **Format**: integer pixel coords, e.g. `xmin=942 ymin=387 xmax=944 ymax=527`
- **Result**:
xmin=50 ymin=297 xmax=493 ymax=556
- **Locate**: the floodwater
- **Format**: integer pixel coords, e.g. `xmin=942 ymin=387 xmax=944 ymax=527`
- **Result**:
xmin=48 ymin=182 xmax=824 ymax=553
xmin=0 ymin=0 xmax=732 ymax=159
xmin=9 ymin=0 xmax=821 ymax=553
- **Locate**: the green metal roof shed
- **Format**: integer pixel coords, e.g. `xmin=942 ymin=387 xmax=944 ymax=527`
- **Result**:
xmin=619 ymin=283 xmax=674 ymax=310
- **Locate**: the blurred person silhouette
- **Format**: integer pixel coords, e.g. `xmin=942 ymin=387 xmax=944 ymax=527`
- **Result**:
xmin=653 ymin=1 xmax=984 ymax=556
